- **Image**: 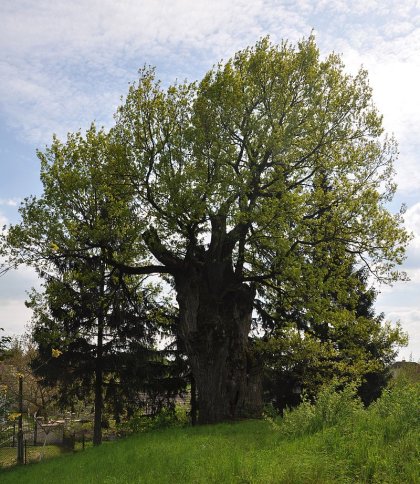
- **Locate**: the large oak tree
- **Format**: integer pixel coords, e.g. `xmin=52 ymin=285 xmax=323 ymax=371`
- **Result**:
xmin=1 ymin=37 xmax=410 ymax=424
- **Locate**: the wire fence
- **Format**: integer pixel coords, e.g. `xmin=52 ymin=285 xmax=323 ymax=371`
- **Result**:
xmin=1 ymin=367 xmax=80 ymax=469
xmin=0 ymin=415 xmax=94 ymax=468
xmin=0 ymin=371 xmax=192 ymax=469
xmin=0 ymin=372 xmax=94 ymax=469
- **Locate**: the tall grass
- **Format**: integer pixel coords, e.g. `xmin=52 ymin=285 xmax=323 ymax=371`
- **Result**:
xmin=1 ymin=381 xmax=418 ymax=483
xmin=274 ymin=380 xmax=419 ymax=482
xmin=275 ymin=382 xmax=364 ymax=437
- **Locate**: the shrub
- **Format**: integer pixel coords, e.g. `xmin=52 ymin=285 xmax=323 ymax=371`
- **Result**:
xmin=118 ymin=404 xmax=189 ymax=435
xmin=368 ymin=380 xmax=420 ymax=442
xmin=280 ymin=382 xmax=363 ymax=437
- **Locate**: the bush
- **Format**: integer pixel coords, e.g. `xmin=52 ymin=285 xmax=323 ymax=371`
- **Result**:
xmin=333 ymin=381 xmax=420 ymax=482
xmin=118 ymin=404 xmax=189 ymax=435
xmin=368 ymin=380 xmax=420 ymax=442
xmin=280 ymin=382 xmax=363 ymax=437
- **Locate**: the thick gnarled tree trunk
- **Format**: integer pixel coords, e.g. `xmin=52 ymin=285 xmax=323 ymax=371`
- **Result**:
xmin=175 ymin=262 xmax=262 ymax=424
xmin=141 ymin=224 xmax=262 ymax=424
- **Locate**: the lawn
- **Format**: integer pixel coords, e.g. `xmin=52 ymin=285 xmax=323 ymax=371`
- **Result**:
xmin=0 ymin=444 xmax=65 ymax=468
xmin=1 ymin=382 xmax=418 ymax=483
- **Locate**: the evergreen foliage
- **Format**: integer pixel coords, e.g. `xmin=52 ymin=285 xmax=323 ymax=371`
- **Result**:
xmin=258 ymin=265 xmax=407 ymax=410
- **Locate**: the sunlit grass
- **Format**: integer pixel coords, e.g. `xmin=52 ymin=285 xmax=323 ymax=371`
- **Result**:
xmin=0 ymin=444 xmax=65 ymax=468
xmin=1 ymin=382 xmax=418 ymax=483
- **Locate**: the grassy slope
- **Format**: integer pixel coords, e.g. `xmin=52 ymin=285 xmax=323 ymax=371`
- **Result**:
xmin=1 ymin=383 xmax=419 ymax=483
xmin=0 ymin=421 xmax=347 ymax=484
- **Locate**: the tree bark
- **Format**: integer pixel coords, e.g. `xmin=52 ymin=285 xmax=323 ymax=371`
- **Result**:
xmin=190 ymin=372 xmax=197 ymax=426
xmin=93 ymin=321 xmax=103 ymax=445
xmin=93 ymin=273 xmax=105 ymax=446
xmin=175 ymin=263 xmax=262 ymax=424
xmin=142 ymin=223 xmax=263 ymax=424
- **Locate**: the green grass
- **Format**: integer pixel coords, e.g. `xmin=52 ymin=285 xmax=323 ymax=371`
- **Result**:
xmin=0 ymin=445 xmax=65 ymax=467
xmin=1 ymin=382 xmax=418 ymax=483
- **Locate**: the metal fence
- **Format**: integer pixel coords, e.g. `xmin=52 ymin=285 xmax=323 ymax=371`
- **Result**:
xmin=0 ymin=414 xmax=93 ymax=468
xmin=0 ymin=373 xmax=191 ymax=469
xmin=0 ymin=372 xmax=92 ymax=469
xmin=0 ymin=376 xmax=118 ymax=469
xmin=1 ymin=416 xmax=36 ymax=466
xmin=1 ymin=368 xmax=56 ymax=468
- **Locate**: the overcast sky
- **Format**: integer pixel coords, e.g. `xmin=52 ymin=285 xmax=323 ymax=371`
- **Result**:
xmin=1 ymin=0 xmax=419 ymax=360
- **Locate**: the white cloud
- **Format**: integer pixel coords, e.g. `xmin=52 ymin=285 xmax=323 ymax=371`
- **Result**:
xmin=1 ymin=1 xmax=418 ymax=211
xmin=0 ymin=262 xmax=40 ymax=337
xmin=403 ymin=202 xmax=420 ymax=250
xmin=0 ymin=0 xmax=309 ymax=143
xmin=384 ymin=308 xmax=420 ymax=361
xmin=0 ymin=198 xmax=19 ymax=207
xmin=376 ymin=281 xmax=420 ymax=361
xmin=2 ymin=1 xmax=302 ymax=59
xmin=404 ymin=268 xmax=420 ymax=284
xmin=0 ymin=299 xmax=32 ymax=336
xmin=1 ymin=0 xmax=419 ymax=156
xmin=312 ymin=2 xmax=420 ymax=196
xmin=0 ymin=264 xmax=40 ymax=301
xmin=404 ymin=202 xmax=420 ymax=234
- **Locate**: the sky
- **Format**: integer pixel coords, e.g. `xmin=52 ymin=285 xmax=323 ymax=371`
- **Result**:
xmin=0 ymin=0 xmax=419 ymax=360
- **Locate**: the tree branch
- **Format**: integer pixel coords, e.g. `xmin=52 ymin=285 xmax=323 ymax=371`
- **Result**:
xmin=142 ymin=226 xmax=182 ymax=269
